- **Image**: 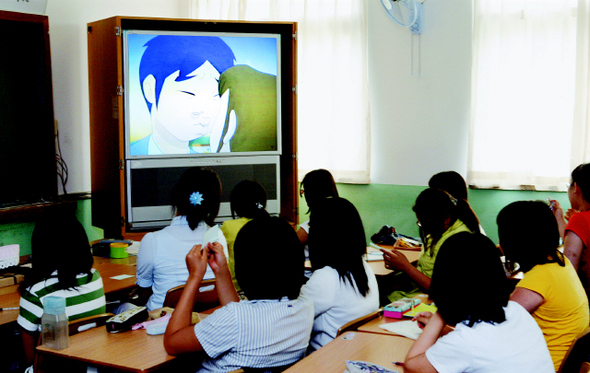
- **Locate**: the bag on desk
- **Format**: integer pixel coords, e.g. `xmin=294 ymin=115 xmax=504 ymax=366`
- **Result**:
xmin=106 ymin=306 xmax=148 ymax=333
xmin=371 ymin=225 xmax=398 ymax=245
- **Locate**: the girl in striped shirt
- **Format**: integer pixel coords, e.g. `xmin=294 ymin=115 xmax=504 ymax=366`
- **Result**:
xmin=18 ymin=210 xmax=106 ymax=367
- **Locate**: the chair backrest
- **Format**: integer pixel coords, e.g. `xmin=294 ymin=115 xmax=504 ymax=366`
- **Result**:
xmin=558 ymin=327 xmax=590 ymax=373
xmin=162 ymin=279 xmax=220 ymax=312
xmin=336 ymin=308 xmax=382 ymax=337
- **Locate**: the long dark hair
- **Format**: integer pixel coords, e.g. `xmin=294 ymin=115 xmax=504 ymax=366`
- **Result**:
xmin=21 ymin=208 xmax=94 ymax=291
xmin=497 ymin=200 xmax=564 ymax=273
xmin=430 ymin=232 xmax=509 ymax=327
xmin=229 ymin=180 xmax=269 ymax=220
xmin=428 ymin=170 xmax=468 ymax=201
xmin=300 ymin=169 xmax=339 ymax=214
xmin=171 ymin=167 xmax=221 ymax=229
xmin=571 ymin=163 xmax=590 ymax=202
xmin=308 ymin=197 xmax=370 ymax=296
xmin=234 ymin=217 xmax=305 ymax=300
xmin=413 ymin=188 xmax=480 ymax=256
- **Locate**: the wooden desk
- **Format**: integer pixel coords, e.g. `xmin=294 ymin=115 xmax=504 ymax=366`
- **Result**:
xmin=36 ymin=310 xmax=212 ymax=373
xmin=93 ymin=256 xmax=138 ymax=301
xmin=36 ymin=326 xmax=175 ymax=373
xmin=0 ymin=256 xmax=137 ymax=325
xmin=284 ymin=331 xmax=412 ymax=373
xmin=0 ymin=292 xmax=20 ymax=325
xmin=367 ymin=245 xmax=421 ymax=276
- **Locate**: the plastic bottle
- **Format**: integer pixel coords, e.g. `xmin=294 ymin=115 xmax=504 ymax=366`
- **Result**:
xmin=41 ymin=296 xmax=69 ymax=349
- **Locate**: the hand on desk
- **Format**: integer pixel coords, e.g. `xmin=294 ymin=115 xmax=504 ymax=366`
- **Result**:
xmin=411 ymin=311 xmax=434 ymax=330
xmin=381 ymin=248 xmax=413 ymax=272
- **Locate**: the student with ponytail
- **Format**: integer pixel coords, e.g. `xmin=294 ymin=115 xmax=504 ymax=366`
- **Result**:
xmin=220 ymin=180 xmax=269 ymax=293
xmin=382 ymin=188 xmax=480 ymax=303
xmin=135 ymin=167 xmax=228 ymax=311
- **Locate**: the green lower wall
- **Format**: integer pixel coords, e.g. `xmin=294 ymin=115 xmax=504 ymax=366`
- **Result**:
xmin=0 ymin=199 xmax=103 ymax=257
xmin=298 ymin=183 xmax=570 ymax=245
xmin=1 ymin=185 xmax=568 ymax=257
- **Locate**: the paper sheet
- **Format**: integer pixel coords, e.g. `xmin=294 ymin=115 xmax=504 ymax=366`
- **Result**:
xmin=378 ymin=320 xmax=423 ymax=340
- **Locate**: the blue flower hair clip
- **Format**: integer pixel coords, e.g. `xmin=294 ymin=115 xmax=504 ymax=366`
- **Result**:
xmin=189 ymin=191 xmax=204 ymax=206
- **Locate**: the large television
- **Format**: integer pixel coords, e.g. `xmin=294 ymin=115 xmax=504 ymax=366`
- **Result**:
xmin=88 ymin=17 xmax=297 ymax=238
xmin=0 ymin=10 xmax=57 ymax=209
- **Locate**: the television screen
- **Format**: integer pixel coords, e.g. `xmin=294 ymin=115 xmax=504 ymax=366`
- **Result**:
xmin=123 ymin=30 xmax=281 ymax=157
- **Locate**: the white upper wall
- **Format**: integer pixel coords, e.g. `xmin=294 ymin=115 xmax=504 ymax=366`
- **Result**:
xmin=43 ymin=0 xmax=472 ymax=193
xmin=45 ymin=0 xmax=190 ymax=194
xmin=368 ymin=0 xmax=473 ymax=185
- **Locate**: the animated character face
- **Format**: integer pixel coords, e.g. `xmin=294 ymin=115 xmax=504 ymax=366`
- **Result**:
xmin=152 ymin=61 xmax=222 ymax=142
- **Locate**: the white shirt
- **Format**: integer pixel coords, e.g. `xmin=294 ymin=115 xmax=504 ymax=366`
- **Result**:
xmin=426 ymin=301 xmax=554 ymax=373
xmin=136 ymin=216 xmax=228 ymax=311
xmin=300 ymin=261 xmax=380 ymax=351
xmin=194 ymin=295 xmax=314 ymax=373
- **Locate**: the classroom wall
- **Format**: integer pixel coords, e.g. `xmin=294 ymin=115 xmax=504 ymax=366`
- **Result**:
xmin=0 ymin=0 xmax=571 ymax=255
xmin=299 ymin=184 xmax=570 ymax=246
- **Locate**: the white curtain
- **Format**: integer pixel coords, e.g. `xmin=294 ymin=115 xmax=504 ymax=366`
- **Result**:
xmin=469 ymin=0 xmax=590 ymax=191
xmin=189 ymin=0 xmax=371 ymax=183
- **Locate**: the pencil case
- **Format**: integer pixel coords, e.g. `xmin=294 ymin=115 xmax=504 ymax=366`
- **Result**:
xmin=106 ymin=306 xmax=148 ymax=333
xmin=383 ymin=298 xmax=421 ymax=319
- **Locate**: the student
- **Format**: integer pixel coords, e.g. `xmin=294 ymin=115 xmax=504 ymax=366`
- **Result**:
xmin=382 ymin=188 xmax=480 ymax=303
xmin=18 ymin=209 xmax=107 ymax=367
xmin=130 ymin=35 xmax=236 ymax=155
xmin=549 ymin=163 xmax=590 ymax=301
xmin=404 ymin=232 xmax=554 ymax=373
xmin=497 ymin=200 xmax=589 ymax=371
xmin=220 ymin=180 xmax=269 ymax=293
xmin=296 ymin=169 xmax=339 ymax=245
xmin=428 ymin=170 xmax=485 ymax=235
xmin=135 ymin=167 xmax=228 ymax=311
xmin=428 ymin=170 xmax=468 ymax=201
xmin=300 ymin=197 xmax=379 ymax=352
xmin=164 ymin=217 xmax=313 ymax=372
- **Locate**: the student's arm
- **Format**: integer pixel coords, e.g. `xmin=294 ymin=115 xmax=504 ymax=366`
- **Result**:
xmin=207 ymin=242 xmax=240 ymax=306
xmin=404 ymin=312 xmax=444 ymax=373
xmin=21 ymin=328 xmax=38 ymax=366
xmin=381 ymin=249 xmax=432 ymax=291
xmin=549 ymin=199 xmax=567 ymax=238
xmin=510 ymin=287 xmax=544 ymax=313
xmin=164 ymin=245 xmax=207 ymax=355
xmin=296 ymin=227 xmax=308 ymax=245
xmin=564 ymin=231 xmax=585 ymax=270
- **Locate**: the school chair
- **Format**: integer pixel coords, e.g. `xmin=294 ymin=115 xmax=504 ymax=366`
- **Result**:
xmin=558 ymin=327 xmax=590 ymax=373
xmin=336 ymin=308 xmax=382 ymax=337
xmin=34 ymin=312 xmax=115 ymax=373
xmin=162 ymin=279 xmax=220 ymax=312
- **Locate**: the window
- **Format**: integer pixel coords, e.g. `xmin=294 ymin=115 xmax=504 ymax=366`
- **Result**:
xmin=191 ymin=0 xmax=371 ymax=183
xmin=469 ymin=0 xmax=590 ymax=190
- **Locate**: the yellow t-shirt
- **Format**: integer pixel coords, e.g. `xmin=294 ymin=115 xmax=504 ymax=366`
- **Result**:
xmin=517 ymin=258 xmax=589 ymax=371
xmin=220 ymin=217 xmax=252 ymax=291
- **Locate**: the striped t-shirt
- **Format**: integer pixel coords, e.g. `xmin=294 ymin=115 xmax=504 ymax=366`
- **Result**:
xmin=195 ymin=294 xmax=314 ymax=373
xmin=18 ymin=269 xmax=107 ymax=332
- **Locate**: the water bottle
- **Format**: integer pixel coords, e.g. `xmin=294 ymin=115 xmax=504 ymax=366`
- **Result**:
xmin=41 ymin=296 xmax=69 ymax=349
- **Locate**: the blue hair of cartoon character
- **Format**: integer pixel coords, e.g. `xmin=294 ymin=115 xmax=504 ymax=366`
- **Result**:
xmin=139 ymin=35 xmax=236 ymax=112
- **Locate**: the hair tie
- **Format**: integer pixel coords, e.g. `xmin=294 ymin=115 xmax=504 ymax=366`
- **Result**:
xmin=189 ymin=191 xmax=204 ymax=206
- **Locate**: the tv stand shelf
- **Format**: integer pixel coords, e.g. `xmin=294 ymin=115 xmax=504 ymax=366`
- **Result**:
xmin=87 ymin=16 xmax=298 ymax=239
